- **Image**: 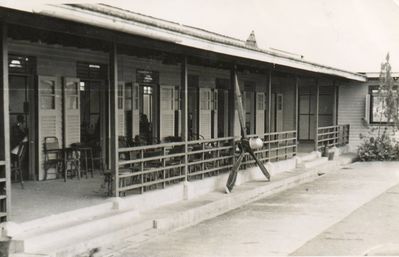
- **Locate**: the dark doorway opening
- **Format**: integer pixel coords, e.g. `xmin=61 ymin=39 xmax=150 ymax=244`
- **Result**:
xmin=8 ymin=55 xmax=36 ymax=181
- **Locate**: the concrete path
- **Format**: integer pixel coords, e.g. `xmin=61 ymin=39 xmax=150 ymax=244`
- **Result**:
xmin=112 ymin=162 xmax=399 ymax=256
xmin=293 ymin=176 xmax=399 ymax=256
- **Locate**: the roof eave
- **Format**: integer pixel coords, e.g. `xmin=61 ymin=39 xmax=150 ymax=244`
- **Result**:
xmin=1 ymin=3 xmax=367 ymax=82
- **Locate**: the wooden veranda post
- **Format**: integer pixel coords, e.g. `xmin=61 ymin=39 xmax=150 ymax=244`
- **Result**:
xmin=229 ymin=66 xmax=236 ymax=166
xmin=314 ymin=79 xmax=320 ymax=150
xmin=0 ymin=23 xmax=10 ymax=220
xmin=181 ymin=56 xmax=188 ymax=181
xmin=333 ymin=80 xmax=338 ymax=126
xmin=333 ymin=81 xmax=338 ymax=145
xmin=295 ymin=76 xmax=299 ymax=156
xmin=267 ymin=70 xmax=272 ymax=157
xmin=109 ymin=43 xmax=119 ymax=197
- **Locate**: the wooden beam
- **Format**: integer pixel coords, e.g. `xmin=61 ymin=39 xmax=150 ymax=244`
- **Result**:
xmin=181 ymin=55 xmax=188 ymax=181
xmin=0 ymin=23 xmax=10 ymax=220
xmin=109 ymin=42 xmax=119 ymax=197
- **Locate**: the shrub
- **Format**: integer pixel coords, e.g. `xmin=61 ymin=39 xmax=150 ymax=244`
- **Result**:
xmin=358 ymin=129 xmax=399 ymax=161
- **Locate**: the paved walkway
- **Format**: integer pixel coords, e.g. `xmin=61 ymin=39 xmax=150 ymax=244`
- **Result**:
xmin=293 ymin=177 xmax=399 ymax=256
xmin=111 ymin=162 xmax=399 ymax=256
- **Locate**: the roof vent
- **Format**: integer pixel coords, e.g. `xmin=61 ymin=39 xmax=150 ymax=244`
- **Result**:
xmin=246 ymin=30 xmax=258 ymax=48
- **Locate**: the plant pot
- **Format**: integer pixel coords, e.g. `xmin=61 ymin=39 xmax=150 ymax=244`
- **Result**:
xmin=0 ymin=236 xmax=11 ymax=257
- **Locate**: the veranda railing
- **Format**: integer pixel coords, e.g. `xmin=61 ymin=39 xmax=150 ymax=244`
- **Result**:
xmin=240 ymin=130 xmax=297 ymax=168
xmin=117 ymin=130 xmax=297 ymax=196
xmin=316 ymin=124 xmax=350 ymax=150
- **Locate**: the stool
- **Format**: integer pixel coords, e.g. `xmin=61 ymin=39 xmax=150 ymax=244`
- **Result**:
xmin=77 ymin=147 xmax=94 ymax=178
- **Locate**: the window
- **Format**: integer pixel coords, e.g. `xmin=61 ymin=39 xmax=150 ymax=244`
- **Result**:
xmin=212 ymin=89 xmax=218 ymax=111
xmin=174 ymin=87 xmax=180 ymax=111
xmin=40 ymin=79 xmax=56 ymax=110
xmin=369 ymin=86 xmax=399 ymax=124
xmin=118 ymin=84 xmax=124 ymax=110
xmin=200 ymin=90 xmax=211 ymax=110
xmin=9 ymin=55 xmax=34 ymax=74
xmin=133 ymin=85 xmax=139 ymax=110
xmin=65 ymin=80 xmax=79 ymax=110
xmin=277 ymin=94 xmax=283 ymax=111
xmin=257 ymin=94 xmax=265 ymax=110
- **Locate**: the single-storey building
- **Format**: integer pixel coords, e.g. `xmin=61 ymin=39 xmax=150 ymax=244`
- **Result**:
xmin=0 ymin=3 xmax=397 ymax=254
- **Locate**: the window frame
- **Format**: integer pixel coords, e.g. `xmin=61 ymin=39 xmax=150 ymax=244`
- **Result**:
xmin=369 ymin=85 xmax=399 ymax=125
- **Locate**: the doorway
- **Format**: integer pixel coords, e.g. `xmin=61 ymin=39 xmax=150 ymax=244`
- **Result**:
xmin=298 ymin=84 xmax=316 ymax=141
xmin=8 ymin=55 xmax=36 ymax=180
xmin=79 ymin=80 xmax=103 ymax=147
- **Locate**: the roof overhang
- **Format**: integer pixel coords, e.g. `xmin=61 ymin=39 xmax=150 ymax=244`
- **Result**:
xmin=1 ymin=3 xmax=367 ymax=82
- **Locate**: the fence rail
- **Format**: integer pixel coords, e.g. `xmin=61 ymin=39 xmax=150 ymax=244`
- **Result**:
xmin=241 ymin=130 xmax=297 ymax=168
xmin=116 ymin=131 xmax=297 ymax=196
xmin=316 ymin=124 xmax=350 ymax=150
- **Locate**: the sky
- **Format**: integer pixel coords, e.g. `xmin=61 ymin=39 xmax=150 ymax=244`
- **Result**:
xmin=2 ymin=0 xmax=399 ymax=72
xmin=98 ymin=0 xmax=399 ymax=73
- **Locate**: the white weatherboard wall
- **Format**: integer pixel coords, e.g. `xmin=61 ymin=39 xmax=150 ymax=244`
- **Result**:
xmin=338 ymin=79 xmax=399 ymax=151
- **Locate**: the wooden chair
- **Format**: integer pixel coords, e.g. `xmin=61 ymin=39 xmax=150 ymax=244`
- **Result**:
xmin=11 ymin=141 xmax=27 ymax=189
xmin=43 ymin=136 xmax=63 ymax=180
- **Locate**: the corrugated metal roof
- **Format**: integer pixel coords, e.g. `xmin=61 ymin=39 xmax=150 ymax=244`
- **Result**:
xmin=1 ymin=3 xmax=367 ymax=82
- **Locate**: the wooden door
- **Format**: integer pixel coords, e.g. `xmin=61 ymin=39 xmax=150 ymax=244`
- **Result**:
xmin=199 ymin=88 xmax=212 ymax=139
xmin=159 ymin=85 xmax=175 ymax=140
xmin=256 ymin=92 xmax=265 ymax=136
xmin=38 ymin=76 xmax=62 ymax=180
xmin=63 ymin=77 xmax=80 ymax=147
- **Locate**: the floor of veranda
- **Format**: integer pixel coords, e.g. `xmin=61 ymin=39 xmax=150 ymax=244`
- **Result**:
xmin=10 ymin=173 xmax=109 ymax=223
xmin=9 ymin=141 xmax=315 ymax=223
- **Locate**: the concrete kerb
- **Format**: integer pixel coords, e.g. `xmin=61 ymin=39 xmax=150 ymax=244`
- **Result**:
xmin=152 ymin=155 xmax=355 ymax=233
xmin=10 ymin=152 xmax=357 ymax=257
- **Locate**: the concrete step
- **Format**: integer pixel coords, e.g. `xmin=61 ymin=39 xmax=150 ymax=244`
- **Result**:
xmin=13 ymin=200 xmax=114 ymax=236
xmin=296 ymin=151 xmax=320 ymax=162
xmin=45 ymin=218 xmax=154 ymax=257
xmin=13 ymin=208 xmax=141 ymax=255
xmin=297 ymin=157 xmax=328 ymax=169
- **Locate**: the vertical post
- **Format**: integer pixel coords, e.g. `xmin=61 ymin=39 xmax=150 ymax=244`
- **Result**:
xmin=228 ymin=67 xmax=236 ymax=137
xmin=332 ymin=80 xmax=337 ymax=126
xmin=109 ymin=43 xmax=119 ymax=197
xmin=0 ymin=23 xmax=10 ymax=219
xmin=332 ymin=80 xmax=338 ymax=146
xmin=295 ymin=76 xmax=299 ymax=156
xmin=181 ymin=56 xmax=188 ymax=181
xmin=229 ymin=66 xmax=236 ymax=167
xmin=314 ymin=79 xmax=320 ymax=151
xmin=267 ymin=70 xmax=272 ymax=159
